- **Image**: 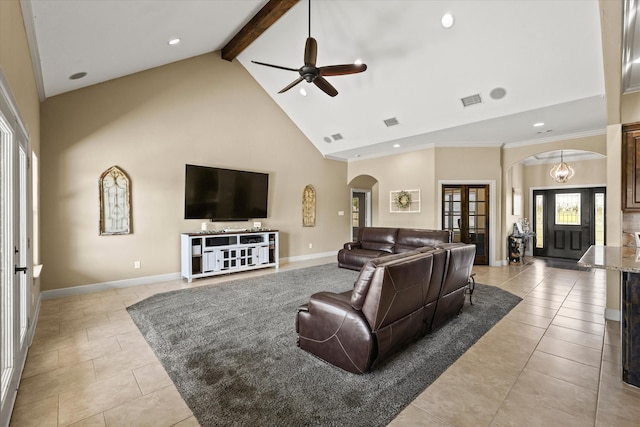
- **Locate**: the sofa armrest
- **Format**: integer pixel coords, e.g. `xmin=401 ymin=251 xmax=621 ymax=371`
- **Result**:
xmin=343 ymin=241 xmax=362 ymax=250
xmin=297 ymin=292 xmax=375 ymax=373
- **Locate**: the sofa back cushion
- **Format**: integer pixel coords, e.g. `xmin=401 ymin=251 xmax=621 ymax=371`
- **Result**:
xmin=360 ymin=252 xmax=434 ymax=331
xmin=350 ymin=260 xmax=382 ymax=310
xmin=395 ymin=229 xmax=453 ymax=252
xmin=358 ymin=227 xmax=398 ymax=253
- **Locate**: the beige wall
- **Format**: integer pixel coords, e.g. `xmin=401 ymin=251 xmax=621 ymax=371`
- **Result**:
xmin=0 ymin=0 xmax=41 ymax=313
xmin=348 ymin=147 xmax=437 ymax=229
xmin=505 ymin=162 xmax=524 ymax=235
xmin=522 ymin=158 xmax=606 ymax=191
xmin=40 ymin=53 xmax=349 ymax=291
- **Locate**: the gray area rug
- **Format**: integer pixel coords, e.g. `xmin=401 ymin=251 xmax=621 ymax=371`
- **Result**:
xmin=127 ymin=263 xmax=521 ymax=427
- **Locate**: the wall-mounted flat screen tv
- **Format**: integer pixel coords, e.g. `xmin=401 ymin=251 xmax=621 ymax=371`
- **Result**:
xmin=184 ymin=164 xmax=269 ymax=221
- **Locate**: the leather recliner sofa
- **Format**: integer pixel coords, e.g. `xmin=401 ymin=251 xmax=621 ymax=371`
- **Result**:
xmin=337 ymin=227 xmax=453 ymax=271
xmin=296 ymin=242 xmax=476 ymax=374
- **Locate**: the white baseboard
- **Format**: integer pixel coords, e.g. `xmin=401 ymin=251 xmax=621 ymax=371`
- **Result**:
xmin=41 ymin=272 xmax=182 ymax=300
xmin=605 ymin=308 xmax=621 ymax=322
xmin=281 ymin=251 xmax=337 ymax=264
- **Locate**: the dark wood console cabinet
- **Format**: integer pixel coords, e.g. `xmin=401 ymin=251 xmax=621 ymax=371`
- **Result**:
xmin=623 ymin=123 xmax=640 ymax=211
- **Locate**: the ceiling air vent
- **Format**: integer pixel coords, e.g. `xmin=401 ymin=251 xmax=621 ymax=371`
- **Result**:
xmin=384 ymin=117 xmax=399 ymax=127
xmin=461 ymin=94 xmax=482 ymax=107
xmin=331 ymin=133 xmax=343 ymax=141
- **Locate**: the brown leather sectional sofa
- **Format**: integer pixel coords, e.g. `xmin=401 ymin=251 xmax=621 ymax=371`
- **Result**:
xmin=296 ymin=239 xmax=476 ymax=373
xmin=337 ymin=227 xmax=453 ymax=270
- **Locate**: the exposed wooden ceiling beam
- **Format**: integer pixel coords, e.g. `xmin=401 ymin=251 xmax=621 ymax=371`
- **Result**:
xmin=221 ymin=0 xmax=299 ymax=62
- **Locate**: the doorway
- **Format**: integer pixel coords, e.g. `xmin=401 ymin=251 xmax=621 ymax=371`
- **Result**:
xmin=351 ymin=189 xmax=371 ymax=241
xmin=533 ymin=187 xmax=606 ymax=260
xmin=442 ymin=184 xmax=489 ymax=265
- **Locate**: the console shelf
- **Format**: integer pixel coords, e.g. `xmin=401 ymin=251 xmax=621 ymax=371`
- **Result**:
xmin=181 ymin=230 xmax=279 ymax=283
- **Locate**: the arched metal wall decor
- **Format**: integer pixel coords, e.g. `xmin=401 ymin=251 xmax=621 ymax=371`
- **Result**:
xmin=302 ymin=184 xmax=316 ymax=227
xmin=99 ymin=165 xmax=132 ymax=235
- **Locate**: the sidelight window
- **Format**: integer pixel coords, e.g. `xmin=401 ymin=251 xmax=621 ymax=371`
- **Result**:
xmin=595 ymin=192 xmax=605 ymax=245
xmin=535 ymin=194 xmax=544 ymax=248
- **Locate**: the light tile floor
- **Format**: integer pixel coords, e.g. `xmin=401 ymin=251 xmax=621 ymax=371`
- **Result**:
xmin=9 ymin=258 xmax=640 ymax=426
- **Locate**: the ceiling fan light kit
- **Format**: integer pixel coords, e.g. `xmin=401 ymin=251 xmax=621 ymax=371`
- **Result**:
xmin=251 ymin=0 xmax=367 ymax=97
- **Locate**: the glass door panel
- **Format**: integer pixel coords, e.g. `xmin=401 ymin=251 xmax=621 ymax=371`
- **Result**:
xmin=442 ymin=185 xmax=489 ymax=265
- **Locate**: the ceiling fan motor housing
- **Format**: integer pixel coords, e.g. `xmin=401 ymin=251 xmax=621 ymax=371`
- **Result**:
xmin=300 ymin=66 xmax=319 ymax=82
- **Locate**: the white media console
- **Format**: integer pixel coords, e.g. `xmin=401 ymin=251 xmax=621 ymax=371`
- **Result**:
xmin=181 ymin=230 xmax=279 ymax=283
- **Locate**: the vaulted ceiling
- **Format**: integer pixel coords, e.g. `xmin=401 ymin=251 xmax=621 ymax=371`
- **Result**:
xmin=21 ymin=0 xmax=616 ymax=162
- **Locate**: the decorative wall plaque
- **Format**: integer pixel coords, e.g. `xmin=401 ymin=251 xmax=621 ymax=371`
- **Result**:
xmin=303 ymin=184 xmax=316 ymax=227
xmin=99 ymin=166 xmax=131 ymax=235
xmin=390 ymin=189 xmax=421 ymax=213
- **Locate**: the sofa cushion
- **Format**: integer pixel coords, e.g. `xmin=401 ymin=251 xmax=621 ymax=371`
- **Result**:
xmin=358 ymin=227 xmax=398 ymax=253
xmin=338 ymin=248 xmax=386 ymax=271
xmin=395 ymin=229 xmax=453 ymax=252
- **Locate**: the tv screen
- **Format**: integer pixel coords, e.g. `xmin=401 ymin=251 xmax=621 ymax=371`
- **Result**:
xmin=184 ymin=164 xmax=268 ymax=221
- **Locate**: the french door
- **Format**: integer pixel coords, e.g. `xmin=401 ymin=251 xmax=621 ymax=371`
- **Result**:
xmin=533 ymin=187 xmax=605 ymax=259
xmin=442 ymin=184 xmax=489 ymax=265
xmin=1 ymin=81 xmax=31 ymax=425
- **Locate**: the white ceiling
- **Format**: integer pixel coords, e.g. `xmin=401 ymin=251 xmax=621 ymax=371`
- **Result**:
xmin=21 ymin=0 xmax=610 ymax=162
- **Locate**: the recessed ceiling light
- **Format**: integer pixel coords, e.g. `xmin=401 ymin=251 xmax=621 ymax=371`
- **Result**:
xmin=300 ymin=88 xmax=307 ymax=96
xmin=441 ymin=13 xmax=454 ymax=29
xmin=69 ymin=72 xmax=87 ymax=80
xmin=533 ymin=122 xmax=545 ymax=127
xmin=168 ymin=38 xmax=181 ymax=45
xmin=393 ymin=143 xmax=400 ymax=148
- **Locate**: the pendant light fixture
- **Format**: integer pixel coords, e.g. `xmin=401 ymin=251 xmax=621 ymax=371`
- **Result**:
xmin=549 ymin=151 xmax=575 ymax=183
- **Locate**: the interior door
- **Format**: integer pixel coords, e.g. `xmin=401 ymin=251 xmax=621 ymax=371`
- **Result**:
xmin=533 ymin=187 xmax=605 ymax=259
xmin=442 ymin=185 xmax=489 ymax=265
xmin=351 ymin=190 xmax=369 ymax=241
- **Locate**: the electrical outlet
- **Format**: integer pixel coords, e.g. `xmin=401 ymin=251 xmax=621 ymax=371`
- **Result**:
xmin=309 ymin=243 xmax=313 ymax=249
xmin=338 ymin=211 xmax=345 ymax=216
xmin=134 ymin=261 xmax=141 ymax=269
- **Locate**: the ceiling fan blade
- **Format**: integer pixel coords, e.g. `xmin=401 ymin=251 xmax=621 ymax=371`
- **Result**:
xmin=313 ymin=76 xmax=338 ymax=97
xmin=304 ymin=37 xmax=317 ymax=67
xmin=251 ymin=60 xmax=299 ymax=72
xmin=278 ymin=77 xmax=305 ymax=93
xmin=319 ymin=63 xmax=367 ymax=76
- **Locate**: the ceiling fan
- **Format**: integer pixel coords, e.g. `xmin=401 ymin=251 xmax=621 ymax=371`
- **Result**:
xmin=251 ymin=0 xmax=367 ymax=97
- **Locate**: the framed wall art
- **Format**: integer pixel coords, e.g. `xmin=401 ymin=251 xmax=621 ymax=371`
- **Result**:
xmin=302 ymin=184 xmax=316 ymax=226
xmin=99 ymin=165 xmax=132 ymax=235
xmin=390 ymin=189 xmax=420 ymax=213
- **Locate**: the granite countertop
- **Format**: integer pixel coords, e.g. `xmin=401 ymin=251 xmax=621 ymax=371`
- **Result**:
xmin=578 ymin=245 xmax=640 ymax=273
